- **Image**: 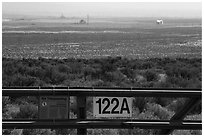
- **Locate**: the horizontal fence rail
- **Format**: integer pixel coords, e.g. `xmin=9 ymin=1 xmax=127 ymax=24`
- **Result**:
xmin=3 ymin=119 xmax=201 ymax=130
xmin=2 ymin=87 xmax=201 ymax=98
xmin=2 ymin=87 xmax=202 ymax=135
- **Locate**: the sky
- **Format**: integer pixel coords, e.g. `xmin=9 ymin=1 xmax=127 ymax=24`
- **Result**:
xmin=2 ymin=2 xmax=202 ymax=18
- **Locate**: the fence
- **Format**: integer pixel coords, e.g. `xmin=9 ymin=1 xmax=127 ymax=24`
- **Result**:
xmin=2 ymin=87 xmax=202 ymax=135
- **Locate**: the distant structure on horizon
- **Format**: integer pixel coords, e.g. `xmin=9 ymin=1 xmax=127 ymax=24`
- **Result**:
xmin=87 ymin=14 xmax=89 ymax=24
xmin=79 ymin=19 xmax=86 ymax=24
xmin=156 ymin=19 xmax=164 ymax=24
xmin=77 ymin=14 xmax=89 ymax=25
xmin=60 ymin=13 xmax=66 ymax=19
xmin=2 ymin=18 xmax=11 ymax=22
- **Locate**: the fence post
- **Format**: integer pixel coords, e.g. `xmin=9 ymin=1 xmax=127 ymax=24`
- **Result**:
xmin=77 ymin=96 xmax=87 ymax=135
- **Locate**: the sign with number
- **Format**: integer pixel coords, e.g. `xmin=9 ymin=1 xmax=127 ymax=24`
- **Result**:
xmin=93 ymin=97 xmax=132 ymax=117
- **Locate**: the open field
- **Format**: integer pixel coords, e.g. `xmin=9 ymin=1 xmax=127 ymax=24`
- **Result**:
xmin=2 ymin=17 xmax=201 ymax=59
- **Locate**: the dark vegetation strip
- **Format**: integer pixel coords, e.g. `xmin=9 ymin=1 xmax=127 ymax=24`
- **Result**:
xmin=2 ymin=57 xmax=201 ymax=88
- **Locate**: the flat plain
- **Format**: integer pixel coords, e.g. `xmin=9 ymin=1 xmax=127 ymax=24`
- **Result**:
xmin=2 ymin=17 xmax=202 ymax=59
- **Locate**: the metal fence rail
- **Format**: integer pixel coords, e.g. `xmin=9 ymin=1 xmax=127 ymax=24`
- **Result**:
xmin=2 ymin=87 xmax=201 ymax=97
xmin=3 ymin=119 xmax=201 ymax=130
xmin=2 ymin=87 xmax=202 ymax=135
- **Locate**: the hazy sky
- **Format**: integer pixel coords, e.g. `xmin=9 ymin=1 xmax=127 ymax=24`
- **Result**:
xmin=2 ymin=2 xmax=202 ymax=18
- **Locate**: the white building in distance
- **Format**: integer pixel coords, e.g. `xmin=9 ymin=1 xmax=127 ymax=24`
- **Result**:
xmin=156 ymin=19 xmax=164 ymax=24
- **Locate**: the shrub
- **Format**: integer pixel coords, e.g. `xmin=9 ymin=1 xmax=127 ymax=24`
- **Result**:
xmin=144 ymin=70 xmax=157 ymax=82
xmin=9 ymin=74 xmax=37 ymax=86
xmin=88 ymin=129 xmax=119 ymax=135
xmin=154 ymin=98 xmax=174 ymax=107
xmin=104 ymin=71 xmax=126 ymax=83
xmin=10 ymin=129 xmax=23 ymax=135
xmin=133 ymin=97 xmax=147 ymax=113
xmin=167 ymin=98 xmax=186 ymax=112
xmin=57 ymin=64 xmax=71 ymax=73
xmin=146 ymin=103 xmax=174 ymax=120
xmin=16 ymin=104 xmax=38 ymax=119
xmin=43 ymin=67 xmax=67 ymax=84
xmin=120 ymin=67 xmax=134 ymax=78
xmin=2 ymin=97 xmax=10 ymax=118
xmin=22 ymin=129 xmax=55 ymax=135
xmin=83 ymin=66 xmax=97 ymax=80
xmin=69 ymin=62 xmax=83 ymax=74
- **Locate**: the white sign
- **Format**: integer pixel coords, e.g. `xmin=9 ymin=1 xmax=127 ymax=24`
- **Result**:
xmin=93 ymin=97 xmax=132 ymax=117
